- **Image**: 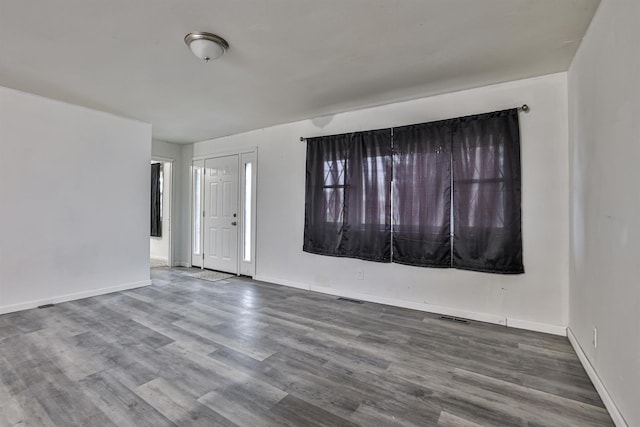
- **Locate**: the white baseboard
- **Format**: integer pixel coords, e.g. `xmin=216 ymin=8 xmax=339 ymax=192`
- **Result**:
xmin=567 ymin=328 xmax=628 ymax=427
xmin=254 ymin=275 xmax=311 ymax=291
xmin=0 ymin=280 xmax=151 ymax=315
xmin=172 ymin=261 xmax=190 ymax=268
xmin=313 ymin=283 xmax=507 ymax=325
xmin=253 ymin=275 xmax=565 ymax=336
xmin=506 ymin=317 xmax=567 ymax=336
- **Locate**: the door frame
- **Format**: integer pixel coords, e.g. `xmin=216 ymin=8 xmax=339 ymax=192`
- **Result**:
xmin=190 ymin=147 xmax=257 ymax=276
xmin=190 ymin=159 xmax=204 ymax=268
xmin=151 ymin=156 xmax=174 ymax=267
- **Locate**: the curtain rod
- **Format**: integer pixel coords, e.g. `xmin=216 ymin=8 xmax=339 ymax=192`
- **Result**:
xmin=299 ymin=104 xmax=530 ymax=142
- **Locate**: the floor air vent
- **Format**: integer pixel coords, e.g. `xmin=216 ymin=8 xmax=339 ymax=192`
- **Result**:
xmin=337 ymin=297 xmax=364 ymax=304
xmin=38 ymin=304 xmax=55 ymax=309
xmin=439 ymin=315 xmax=469 ymax=324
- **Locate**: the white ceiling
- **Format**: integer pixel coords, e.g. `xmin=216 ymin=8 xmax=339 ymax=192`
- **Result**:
xmin=0 ymin=0 xmax=599 ymax=144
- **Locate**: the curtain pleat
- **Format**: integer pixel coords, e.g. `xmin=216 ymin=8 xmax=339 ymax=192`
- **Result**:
xmin=303 ymin=134 xmax=348 ymax=256
xmin=452 ymin=109 xmax=523 ymax=273
xmin=392 ymin=122 xmax=452 ymax=267
xmin=303 ymin=130 xmax=392 ymax=262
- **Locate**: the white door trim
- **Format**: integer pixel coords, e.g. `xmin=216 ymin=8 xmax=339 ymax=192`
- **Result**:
xmin=190 ymin=159 xmax=205 ymax=268
xmin=192 ymin=146 xmax=258 ymax=161
xmin=239 ymin=151 xmax=257 ymax=276
xmin=190 ymin=148 xmax=257 ymax=276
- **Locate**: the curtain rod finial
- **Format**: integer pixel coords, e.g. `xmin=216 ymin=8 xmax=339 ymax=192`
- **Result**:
xmin=520 ymin=104 xmax=530 ymax=113
xmin=300 ymin=137 xmax=305 ymax=142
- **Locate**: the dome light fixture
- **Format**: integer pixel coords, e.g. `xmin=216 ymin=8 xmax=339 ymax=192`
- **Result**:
xmin=184 ymin=32 xmax=229 ymax=63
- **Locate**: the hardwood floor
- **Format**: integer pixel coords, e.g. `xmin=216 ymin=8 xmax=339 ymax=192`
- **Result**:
xmin=0 ymin=268 xmax=613 ymax=426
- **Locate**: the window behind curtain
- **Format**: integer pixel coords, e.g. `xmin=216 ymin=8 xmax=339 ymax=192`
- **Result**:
xmin=303 ymin=129 xmax=392 ymax=262
xmin=452 ymin=109 xmax=523 ymax=273
xmin=150 ymin=163 xmax=162 ymax=237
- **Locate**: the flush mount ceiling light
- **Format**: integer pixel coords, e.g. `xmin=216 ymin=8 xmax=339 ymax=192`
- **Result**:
xmin=184 ymin=32 xmax=229 ymax=63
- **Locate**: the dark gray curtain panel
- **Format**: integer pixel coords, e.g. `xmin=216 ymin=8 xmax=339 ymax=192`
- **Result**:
xmin=150 ymin=163 xmax=162 ymax=237
xmin=452 ymin=109 xmax=523 ymax=274
xmin=303 ymin=129 xmax=392 ymax=262
xmin=393 ymin=122 xmax=452 ymax=267
xmin=303 ymin=108 xmax=523 ymax=274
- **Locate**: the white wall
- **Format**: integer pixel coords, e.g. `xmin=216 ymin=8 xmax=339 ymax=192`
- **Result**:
xmin=150 ymin=161 xmax=171 ymax=263
xmin=177 ymin=143 xmax=194 ymax=267
xmin=0 ymin=86 xmax=151 ymax=313
xmin=152 ymin=139 xmax=182 ymax=161
xmin=191 ymin=73 xmax=569 ymax=334
xmin=568 ymin=1 xmax=640 ymax=425
xmin=151 ymin=139 xmax=187 ymax=266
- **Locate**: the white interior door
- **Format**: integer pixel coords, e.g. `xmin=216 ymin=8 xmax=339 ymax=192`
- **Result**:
xmin=203 ymin=155 xmax=239 ymax=274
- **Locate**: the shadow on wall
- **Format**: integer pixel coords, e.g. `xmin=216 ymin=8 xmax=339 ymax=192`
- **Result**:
xmin=311 ymin=115 xmax=335 ymax=129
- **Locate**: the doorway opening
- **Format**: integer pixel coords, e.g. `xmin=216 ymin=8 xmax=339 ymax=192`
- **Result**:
xmin=150 ymin=159 xmax=173 ymax=268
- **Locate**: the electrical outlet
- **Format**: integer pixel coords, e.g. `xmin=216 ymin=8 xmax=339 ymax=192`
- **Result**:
xmin=357 ymin=270 xmax=364 ymax=280
xmin=593 ymin=326 xmax=598 ymax=348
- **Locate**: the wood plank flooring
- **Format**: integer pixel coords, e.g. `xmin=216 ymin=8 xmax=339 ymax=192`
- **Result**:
xmin=0 ymin=267 xmax=613 ymax=426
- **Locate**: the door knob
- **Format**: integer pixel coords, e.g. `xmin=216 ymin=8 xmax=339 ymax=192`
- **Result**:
xmin=231 ymin=221 xmax=237 ymax=226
